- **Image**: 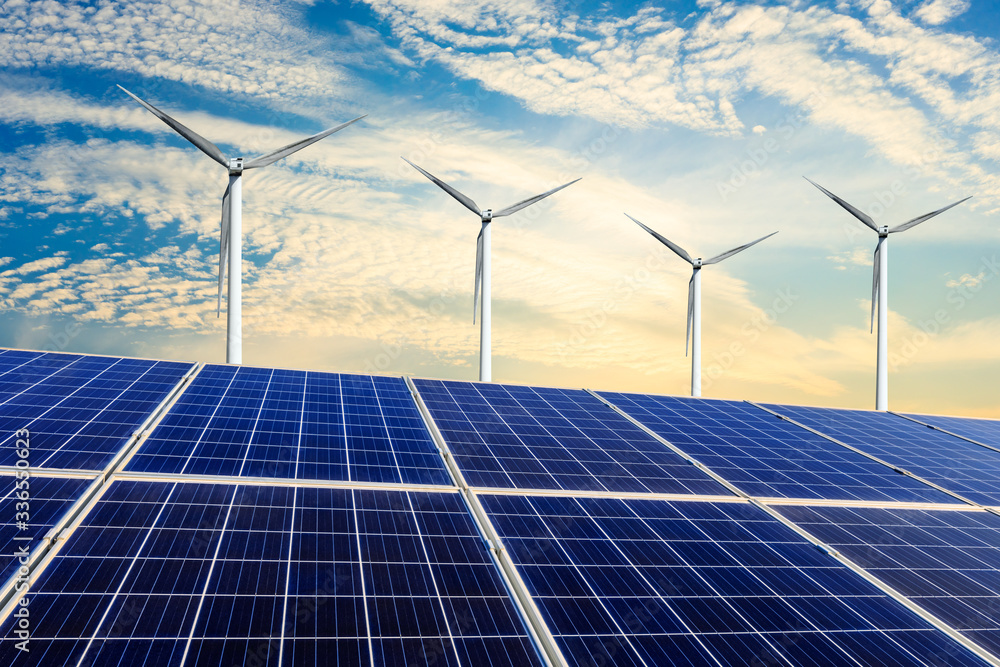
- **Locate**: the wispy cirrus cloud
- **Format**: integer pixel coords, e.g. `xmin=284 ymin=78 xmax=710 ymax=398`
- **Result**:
xmin=366 ymin=0 xmax=1000 ymax=211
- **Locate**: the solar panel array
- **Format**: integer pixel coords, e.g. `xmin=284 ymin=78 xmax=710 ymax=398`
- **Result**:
xmin=0 ymin=349 xmax=998 ymax=666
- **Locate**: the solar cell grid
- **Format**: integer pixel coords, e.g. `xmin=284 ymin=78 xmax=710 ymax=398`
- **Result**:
xmin=902 ymin=413 xmax=1000 ymax=451
xmin=762 ymin=403 xmax=1000 ymax=507
xmin=482 ymin=494 xmax=990 ymax=666
xmin=127 ymin=365 xmax=450 ymax=486
xmin=598 ymin=391 xmax=958 ymax=504
xmin=413 ymin=379 xmax=730 ymax=496
xmin=0 ymin=354 xmax=193 ymax=470
xmin=0 ymin=481 xmax=542 ymax=666
xmin=776 ymin=505 xmax=1000 ymax=660
xmin=0 ymin=474 xmax=92 ymax=585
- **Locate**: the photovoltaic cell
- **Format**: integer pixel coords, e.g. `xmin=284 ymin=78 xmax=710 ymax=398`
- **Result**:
xmin=762 ymin=403 xmax=1000 ymax=507
xmin=598 ymin=391 xmax=957 ymax=504
xmin=902 ymin=413 xmax=1000 ymax=451
xmin=0 ymin=474 xmax=91 ymax=584
xmin=0 ymin=481 xmax=542 ymax=666
xmin=481 ymin=494 xmax=990 ymax=667
xmin=127 ymin=365 xmax=451 ymax=485
xmin=413 ymin=379 xmax=731 ymax=495
xmin=0 ymin=352 xmax=193 ymax=470
xmin=777 ymin=505 xmax=1000 ymax=660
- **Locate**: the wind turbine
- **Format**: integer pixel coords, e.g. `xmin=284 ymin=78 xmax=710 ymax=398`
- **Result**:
xmin=119 ymin=85 xmax=365 ymax=365
xmin=805 ymin=178 xmax=970 ymax=411
xmin=402 ymin=158 xmax=579 ymax=382
xmin=627 ymin=214 xmax=776 ymax=397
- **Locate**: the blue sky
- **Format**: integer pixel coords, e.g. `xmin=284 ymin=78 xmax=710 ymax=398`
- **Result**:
xmin=1 ymin=0 xmax=998 ymax=415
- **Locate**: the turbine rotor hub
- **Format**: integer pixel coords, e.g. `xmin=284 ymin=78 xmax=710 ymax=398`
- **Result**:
xmin=481 ymin=210 xmax=493 ymax=222
xmin=878 ymin=225 xmax=889 ymax=237
xmin=693 ymin=258 xmax=703 ymax=268
xmin=228 ymin=157 xmax=244 ymax=174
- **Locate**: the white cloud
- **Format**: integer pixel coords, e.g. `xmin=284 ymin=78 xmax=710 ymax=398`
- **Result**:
xmin=945 ymin=271 xmax=985 ymax=288
xmin=914 ymin=0 xmax=971 ymax=25
xmin=828 ymin=247 xmax=873 ymax=269
xmin=364 ymin=0 xmax=1000 ymax=211
xmin=0 ymin=0 xmax=353 ymax=104
xmin=3 ymin=256 xmax=69 ymax=276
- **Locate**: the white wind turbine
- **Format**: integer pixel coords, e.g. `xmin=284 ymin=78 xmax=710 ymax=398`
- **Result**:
xmin=805 ymin=178 xmax=971 ymax=411
xmin=403 ymin=158 xmax=579 ymax=381
xmin=119 ymin=85 xmax=365 ymax=364
xmin=627 ymin=214 xmax=777 ymax=397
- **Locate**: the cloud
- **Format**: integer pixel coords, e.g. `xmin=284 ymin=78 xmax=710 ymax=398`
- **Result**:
xmin=945 ymin=271 xmax=985 ymax=289
xmin=828 ymin=247 xmax=873 ymax=270
xmin=0 ymin=0 xmax=353 ymax=104
xmin=914 ymin=0 xmax=971 ymax=25
xmin=3 ymin=256 xmax=69 ymax=276
xmin=365 ymin=0 xmax=1000 ymax=211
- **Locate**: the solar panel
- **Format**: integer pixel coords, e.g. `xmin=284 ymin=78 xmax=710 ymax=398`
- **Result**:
xmin=776 ymin=505 xmax=1000 ymax=659
xmin=0 ymin=347 xmax=996 ymax=666
xmin=0 ymin=480 xmax=543 ymax=665
xmin=0 ymin=474 xmax=92 ymax=584
xmin=902 ymin=413 xmax=1000 ymax=451
xmin=0 ymin=353 xmax=193 ymax=470
xmin=412 ymin=379 xmax=730 ymax=495
xmin=599 ymin=391 xmax=960 ymax=504
xmin=481 ymin=493 xmax=990 ymax=666
xmin=127 ymin=365 xmax=451 ymax=486
xmin=761 ymin=404 xmax=1000 ymax=507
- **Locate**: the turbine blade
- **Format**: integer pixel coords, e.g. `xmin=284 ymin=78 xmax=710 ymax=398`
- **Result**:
xmin=805 ymin=177 xmax=878 ymax=232
xmin=218 ymin=183 xmax=231 ymax=317
xmin=685 ymin=272 xmax=695 ymax=357
xmin=493 ymin=178 xmax=581 ymax=217
xmin=888 ymin=196 xmax=972 ymax=234
xmin=703 ymin=231 xmax=778 ymax=265
xmin=473 ymin=227 xmax=484 ymax=324
xmin=117 ymin=85 xmax=228 ymax=168
xmin=402 ymin=158 xmax=481 ymax=216
xmin=243 ymin=115 xmax=366 ymax=169
xmin=870 ymin=242 xmax=880 ymax=334
xmin=625 ymin=214 xmax=693 ymax=264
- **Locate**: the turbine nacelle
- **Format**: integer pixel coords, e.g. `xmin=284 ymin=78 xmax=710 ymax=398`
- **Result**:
xmin=228 ymin=157 xmax=244 ymax=174
xmin=481 ymin=210 xmax=493 ymax=222
xmin=879 ymin=225 xmax=889 ymax=237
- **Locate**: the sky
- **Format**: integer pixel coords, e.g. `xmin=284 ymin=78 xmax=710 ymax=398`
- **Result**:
xmin=0 ymin=0 xmax=998 ymax=416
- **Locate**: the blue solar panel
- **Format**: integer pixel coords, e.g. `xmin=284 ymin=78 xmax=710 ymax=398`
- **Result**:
xmin=481 ymin=494 xmax=991 ymax=666
xmin=598 ymin=391 xmax=958 ymax=504
xmin=0 ymin=481 xmax=542 ymax=666
xmin=413 ymin=379 xmax=730 ymax=495
xmin=0 ymin=474 xmax=92 ymax=584
xmin=0 ymin=354 xmax=193 ymax=470
xmin=777 ymin=505 xmax=1000 ymax=659
xmin=762 ymin=404 xmax=1000 ymax=507
xmin=127 ymin=365 xmax=451 ymax=485
xmin=903 ymin=413 xmax=1000 ymax=451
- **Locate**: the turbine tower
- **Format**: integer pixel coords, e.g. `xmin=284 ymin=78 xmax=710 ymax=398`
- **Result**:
xmin=806 ymin=178 xmax=970 ymax=411
xmin=403 ymin=158 xmax=579 ymax=382
xmin=627 ymin=214 xmax=776 ymax=397
xmin=119 ymin=85 xmax=365 ymax=364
